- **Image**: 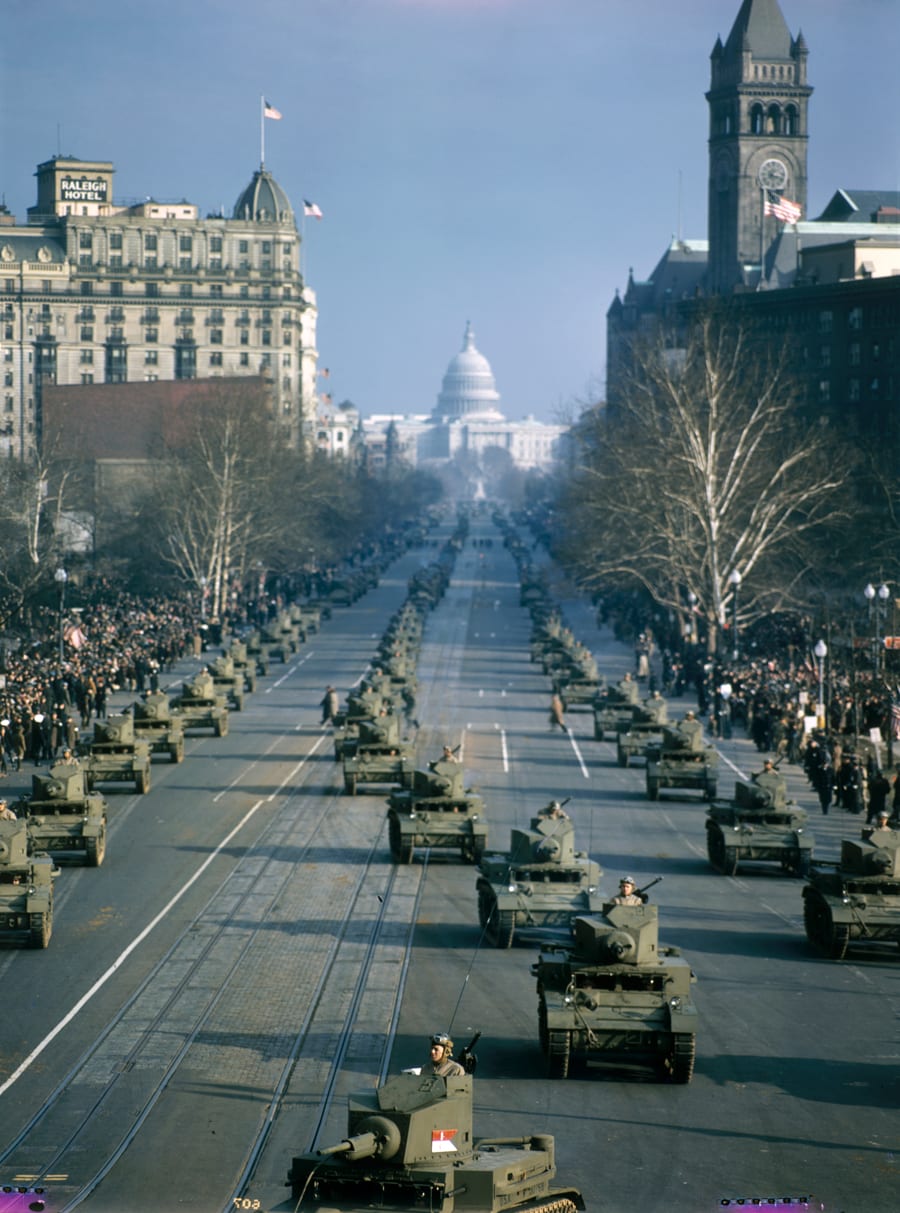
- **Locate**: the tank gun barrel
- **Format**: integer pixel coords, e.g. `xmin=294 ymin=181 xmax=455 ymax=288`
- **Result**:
xmin=318 ymin=1131 xmax=380 ymax=1160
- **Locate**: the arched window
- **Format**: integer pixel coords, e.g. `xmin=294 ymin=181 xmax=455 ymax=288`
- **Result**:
xmin=766 ymin=104 xmax=781 ymax=134
xmin=784 ymin=106 xmax=798 ymax=135
xmin=750 ymin=104 xmax=764 ymax=135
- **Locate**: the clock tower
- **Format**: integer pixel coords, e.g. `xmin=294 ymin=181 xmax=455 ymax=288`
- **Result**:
xmin=706 ymin=0 xmax=811 ymax=294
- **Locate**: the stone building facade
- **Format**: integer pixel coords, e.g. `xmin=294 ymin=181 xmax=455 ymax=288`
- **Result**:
xmin=0 ymin=155 xmax=318 ymax=458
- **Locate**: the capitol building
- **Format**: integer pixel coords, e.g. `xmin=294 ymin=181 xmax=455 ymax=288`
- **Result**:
xmin=355 ymin=323 xmax=566 ymax=476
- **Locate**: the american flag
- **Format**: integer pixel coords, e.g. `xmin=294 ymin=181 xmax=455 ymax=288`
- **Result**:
xmin=304 ymin=199 xmax=323 ymax=220
xmin=764 ymin=193 xmax=802 ymax=223
xmin=263 ymin=100 xmax=282 ymax=121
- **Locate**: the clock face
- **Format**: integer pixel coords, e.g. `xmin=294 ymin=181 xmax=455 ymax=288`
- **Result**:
xmin=758 ymin=158 xmax=789 ymax=191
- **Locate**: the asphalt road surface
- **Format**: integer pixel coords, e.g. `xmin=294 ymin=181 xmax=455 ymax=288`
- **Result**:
xmin=0 ymin=513 xmax=896 ymax=1213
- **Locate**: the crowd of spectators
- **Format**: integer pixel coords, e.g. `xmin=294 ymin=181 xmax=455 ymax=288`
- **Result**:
xmin=0 ymin=593 xmax=201 ymax=774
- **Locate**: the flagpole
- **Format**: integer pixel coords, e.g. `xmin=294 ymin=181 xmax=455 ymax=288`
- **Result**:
xmin=260 ymin=95 xmax=265 ymax=168
xmin=758 ymin=186 xmax=765 ymax=291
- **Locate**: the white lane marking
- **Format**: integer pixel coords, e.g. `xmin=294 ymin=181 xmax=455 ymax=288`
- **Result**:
xmin=567 ymin=728 xmax=590 ymax=778
xmin=498 ymin=725 xmax=509 ymax=772
xmin=267 ymin=732 xmax=326 ymax=802
xmin=267 ymin=651 xmax=314 ymax=690
xmin=0 ymin=798 xmax=268 ymax=1098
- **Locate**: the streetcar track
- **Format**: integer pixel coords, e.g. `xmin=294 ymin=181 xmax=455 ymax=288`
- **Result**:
xmin=0 ymin=746 xmax=368 ymax=1208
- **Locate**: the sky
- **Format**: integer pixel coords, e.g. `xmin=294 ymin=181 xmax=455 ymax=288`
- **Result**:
xmin=2 ymin=0 xmax=899 ymax=422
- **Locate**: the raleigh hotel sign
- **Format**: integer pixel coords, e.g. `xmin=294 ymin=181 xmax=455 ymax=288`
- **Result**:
xmin=60 ymin=177 xmax=109 ymax=203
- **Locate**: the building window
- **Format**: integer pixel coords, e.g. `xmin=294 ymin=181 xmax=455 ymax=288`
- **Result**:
xmin=3 ymin=372 xmax=12 ymax=387
xmin=145 ymin=234 xmax=158 ymax=251
xmin=283 ymin=331 xmax=291 ymax=345
xmin=80 ymin=282 xmax=93 ymax=295
xmin=240 ymin=331 xmax=249 ymax=345
xmin=80 ymin=349 xmax=94 ymax=364
xmin=262 ymin=330 xmax=271 ymax=346
xmin=210 ymin=329 xmax=223 ymax=344
xmin=209 ymin=351 xmax=223 ymax=367
xmin=849 ymin=342 xmax=861 ymax=367
xmin=239 ymin=240 xmax=248 ymax=253
xmin=848 ymin=379 xmax=860 ymax=402
xmin=261 ymin=286 xmax=271 ymax=300
xmin=179 ymin=235 xmax=192 ymax=252
xmin=239 ymin=285 xmax=249 ymax=299
xmin=81 ymin=326 xmax=94 ymax=341
xmin=210 ymin=284 xmax=223 ymax=297
xmin=110 ymin=281 xmax=123 ymax=296
xmin=146 ymin=282 xmax=159 ymax=297
xmin=818 ymin=379 xmax=831 ymax=404
xmin=239 ymin=352 xmax=249 ymax=366
xmin=180 ymin=283 xmax=192 ymax=298
xmin=872 ymin=343 xmax=881 ymax=362
xmin=145 ymin=327 xmax=158 ymax=343
xmin=261 ymin=242 xmax=271 ymax=254
xmin=81 ymin=373 xmax=94 ymax=384
xmin=79 ymin=254 xmax=92 ymax=267
xmin=820 ymin=346 xmax=831 ymax=368
xmin=144 ymin=256 xmax=158 ymax=270
xmin=145 ymin=350 xmax=158 ymax=365
xmin=819 ymin=310 xmax=833 ymax=334
xmin=179 ymin=257 xmax=192 ymax=270
xmin=3 ymin=326 xmax=12 ymax=341
xmin=79 ymin=232 xmax=93 ymax=249
xmin=848 ymin=306 xmax=863 ymax=331
xmin=109 ymin=232 xmax=123 ymax=250
xmin=282 ymin=354 xmax=291 ymax=367
xmin=210 ymin=236 xmax=222 ymax=253
xmin=175 ymin=342 xmax=196 ymax=380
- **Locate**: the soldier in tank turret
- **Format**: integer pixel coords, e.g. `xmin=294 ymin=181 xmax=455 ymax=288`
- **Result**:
xmin=428 ymin=1033 xmax=465 ymax=1078
xmin=612 ymin=876 xmax=642 ymax=906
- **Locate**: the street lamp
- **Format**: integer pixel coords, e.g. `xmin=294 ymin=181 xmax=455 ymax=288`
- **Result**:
xmin=199 ymin=576 xmax=208 ymax=621
xmin=814 ymin=638 xmax=827 ymax=730
xmin=54 ymin=566 xmax=68 ymax=662
xmin=863 ymin=582 xmax=890 ymax=677
xmin=728 ymin=569 xmax=742 ymax=661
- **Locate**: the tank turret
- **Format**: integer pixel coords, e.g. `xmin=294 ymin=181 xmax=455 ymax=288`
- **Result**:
xmin=533 ymin=904 xmax=697 ymax=1082
xmin=706 ymin=766 xmax=811 ymax=876
xmin=0 ymin=819 xmax=57 ymax=947
xmin=21 ymin=761 xmax=108 ymax=866
xmin=803 ymin=833 xmax=900 ymax=958
xmin=133 ymin=691 xmax=186 ymax=763
xmin=287 ymin=1072 xmax=584 ymax=1211
xmin=477 ymin=814 xmax=603 ymax=948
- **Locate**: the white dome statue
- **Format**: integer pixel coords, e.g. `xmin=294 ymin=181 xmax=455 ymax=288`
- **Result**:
xmin=433 ymin=322 xmax=504 ymax=422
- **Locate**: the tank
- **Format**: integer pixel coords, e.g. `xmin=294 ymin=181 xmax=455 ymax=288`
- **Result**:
xmin=0 ymin=818 xmax=58 ymax=948
xmin=223 ymin=640 xmax=258 ymax=693
xmin=291 ymin=603 xmax=321 ymax=635
xmin=85 ymin=713 xmax=152 ymax=794
xmin=615 ymin=694 xmax=669 ymax=767
xmin=644 ymin=718 xmax=718 ymax=801
xmin=286 ymin=1071 xmax=585 ymax=1213
xmin=533 ymin=905 xmax=698 ymax=1082
xmin=241 ymin=631 xmax=270 ymax=677
xmin=133 ymin=690 xmax=186 ymax=763
xmin=343 ymin=713 xmax=414 ymax=795
xmin=705 ymin=766 xmax=814 ymax=876
xmin=387 ymin=759 xmax=489 ymax=864
xmin=333 ymin=682 xmax=393 ymax=762
xmin=170 ymin=671 xmax=230 ymax=736
xmin=476 ymin=812 xmax=603 ymax=947
xmin=15 ymin=761 xmax=108 ymax=866
xmin=592 ymin=677 xmax=641 ymax=742
xmin=802 ymin=832 xmax=900 ymax=959
xmin=206 ymin=655 xmax=245 ymax=712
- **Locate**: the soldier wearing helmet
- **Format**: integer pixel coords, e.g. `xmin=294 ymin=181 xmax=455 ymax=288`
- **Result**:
xmin=428 ymin=1032 xmax=465 ymax=1077
xmin=612 ymin=876 xmax=642 ymax=906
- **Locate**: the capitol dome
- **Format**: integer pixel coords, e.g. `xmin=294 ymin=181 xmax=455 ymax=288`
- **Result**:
xmin=433 ymin=323 xmax=504 ymax=422
xmin=233 ymin=169 xmax=294 ymax=223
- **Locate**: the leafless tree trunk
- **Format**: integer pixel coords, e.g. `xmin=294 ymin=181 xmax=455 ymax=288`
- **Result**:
xmin=561 ymin=309 xmax=850 ymax=652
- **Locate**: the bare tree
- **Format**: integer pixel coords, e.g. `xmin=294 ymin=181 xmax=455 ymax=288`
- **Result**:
xmin=561 ymin=309 xmax=850 ymax=652
xmin=150 ymin=381 xmax=286 ymax=618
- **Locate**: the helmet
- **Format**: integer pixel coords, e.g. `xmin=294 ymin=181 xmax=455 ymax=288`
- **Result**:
xmin=620 ymin=876 xmax=635 ymax=886
xmin=431 ymin=1032 xmax=453 ymax=1054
